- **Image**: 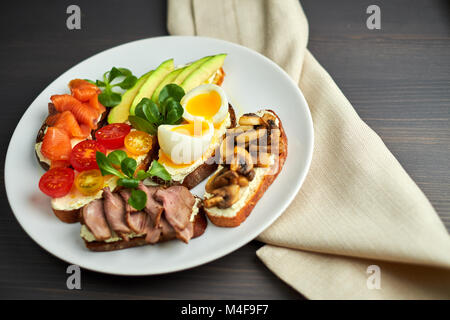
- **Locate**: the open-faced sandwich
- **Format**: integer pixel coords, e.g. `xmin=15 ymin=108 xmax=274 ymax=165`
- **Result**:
xmin=203 ymin=110 xmax=288 ymax=227
xmin=80 ymin=182 xmax=207 ymax=252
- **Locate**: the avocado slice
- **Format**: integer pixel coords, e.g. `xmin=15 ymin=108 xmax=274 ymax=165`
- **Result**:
xmin=130 ymin=59 xmax=174 ymax=115
xmin=173 ymin=55 xmax=212 ymax=85
xmin=151 ymin=67 xmax=186 ymax=102
xmin=181 ymin=54 xmax=226 ymax=93
xmin=107 ymin=70 xmax=153 ymax=124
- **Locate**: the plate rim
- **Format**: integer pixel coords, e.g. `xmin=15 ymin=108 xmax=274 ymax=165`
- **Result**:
xmin=4 ymin=35 xmax=314 ymax=276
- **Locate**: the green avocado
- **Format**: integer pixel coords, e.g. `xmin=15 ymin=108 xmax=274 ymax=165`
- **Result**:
xmin=173 ymin=55 xmax=212 ymax=85
xmin=130 ymin=59 xmax=174 ymax=115
xmin=151 ymin=67 xmax=186 ymax=102
xmin=107 ymin=70 xmax=153 ymax=124
xmin=181 ymin=54 xmax=226 ymax=93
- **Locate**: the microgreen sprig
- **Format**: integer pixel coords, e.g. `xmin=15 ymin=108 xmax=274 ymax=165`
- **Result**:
xmin=128 ymin=84 xmax=185 ymax=135
xmin=94 ymin=67 xmax=138 ymax=107
xmin=96 ymin=151 xmax=171 ymax=210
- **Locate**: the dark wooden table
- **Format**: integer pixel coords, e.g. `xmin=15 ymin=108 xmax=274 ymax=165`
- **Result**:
xmin=0 ymin=0 xmax=448 ymax=299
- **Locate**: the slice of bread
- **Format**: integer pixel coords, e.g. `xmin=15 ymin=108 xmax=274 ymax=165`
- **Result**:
xmin=83 ymin=198 xmax=208 ymax=252
xmin=204 ymin=109 xmax=288 ymax=227
xmin=50 ymin=144 xmax=158 ymax=224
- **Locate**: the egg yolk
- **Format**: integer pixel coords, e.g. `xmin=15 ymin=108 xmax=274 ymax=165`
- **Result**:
xmin=185 ymin=90 xmax=221 ymax=120
xmin=158 ymin=151 xmax=194 ymax=168
xmin=172 ymin=121 xmax=210 ymax=136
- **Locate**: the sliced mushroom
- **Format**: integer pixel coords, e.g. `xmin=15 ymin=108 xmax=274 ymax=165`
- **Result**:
xmin=245 ymin=169 xmax=256 ymax=181
xmin=237 ymin=176 xmax=249 ymax=187
xmin=252 ymin=151 xmax=272 ymax=167
xmin=226 ymin=126 xmax=254 ymax=136
xmin=261 ymin=113 xmax=278 ymax=129
xmin=230 ymin=146 xmax=253 ymax=175
xmin=204 ymin=185 xmax=240 ymax=209
xmin=203 ymin=196 xmax=224 ymax=208
xmin=205 ymin=167 xmax=227 ymax=193
xmin=238 ymin=114 xmax=264 ymax=126
xmin=205 ymin=169 xmax=239 ymax=192
xmin=236 ymin=128 xmax=267 ymax=145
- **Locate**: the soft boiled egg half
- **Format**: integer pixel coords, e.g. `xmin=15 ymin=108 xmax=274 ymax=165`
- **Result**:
xmin=181 ymin=84 xmax=228 ymax=125
xmin=158 ymin=121 xmax=214 ymax=165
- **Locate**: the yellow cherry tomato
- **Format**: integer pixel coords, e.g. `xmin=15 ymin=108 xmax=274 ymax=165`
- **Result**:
xmin=124 ymin=130 xmax=153 ymax=155
xmin=74 ymin=169 xmax=104 ymax=196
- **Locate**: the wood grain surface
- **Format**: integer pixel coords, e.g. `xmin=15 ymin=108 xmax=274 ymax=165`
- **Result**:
xmin=0 ymin=0 xmax=448 ymax=299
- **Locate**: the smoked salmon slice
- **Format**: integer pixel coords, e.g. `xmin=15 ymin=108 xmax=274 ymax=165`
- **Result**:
xmin=45 ymin=113 xmax=61 ymax=126
xmin=50 ymin=160 xmax=71 ymax=169
xmin=53 ymin=111 xmax=91 ymax=138
xmin=89 ymin=95 xmax=106 ymax=114
xmin=51 ymin=94 xmax=100 ymax=129
xmin=41 ymin=127 xmax=72 ymax=161
xmin=69 ymin=79 xmax=101 ymax=102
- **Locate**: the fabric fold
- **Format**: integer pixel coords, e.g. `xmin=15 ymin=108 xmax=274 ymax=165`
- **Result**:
xmin=168 ymin=0 xmax=450 ymax=299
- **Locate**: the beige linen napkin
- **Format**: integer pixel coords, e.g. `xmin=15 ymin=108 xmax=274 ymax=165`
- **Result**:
xmin=168 ymin=0 xmax=450 ymax=299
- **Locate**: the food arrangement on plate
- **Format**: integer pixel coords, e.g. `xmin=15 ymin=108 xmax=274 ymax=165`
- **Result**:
xmin=35 ymin=53 xmax=287 ymax=252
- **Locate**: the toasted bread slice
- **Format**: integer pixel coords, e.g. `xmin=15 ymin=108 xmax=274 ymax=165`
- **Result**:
xmin=204 ymin=109 xmax=287 ymax=227
xmin=83 ymin=198 xmax=208 ymax=252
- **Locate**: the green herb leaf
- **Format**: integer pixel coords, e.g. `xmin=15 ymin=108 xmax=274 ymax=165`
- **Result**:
xmin=108 ymin=67 xmax=123 ymax=83
xmin=165 ymin=99 xmax=184 ymax=124
xmin=128 ymin=115 xmax=157 ymax=135
xmin=99 ymin=91 xmax=122 ymax=107
xmin=159 ymin=84 xmax=185 ymax=105
xmin=135 ymin=98 xmax=161 ymax=124
xmin=107 ymin=150 xmax=127 ymax=166
xmin=118 ymin=68 xmax=132 ymax=77
xmin=95 ymin=80 xmax=106 ymax=87
xmin=148 ymin=160 xmax=171 ymax=181
xmin=117 ymin=178 xmax=139 ymax=189
xmin=135 ymin=170 xmax=150 ymax=180
xmin=128 ymin=189 xmax=147 ymax=211
xmin=116 ymin=75 xmax=138 ymax=90
xmin=121 ymin=157 xmax=137 ymax=178
xmin=96 ymin=152 xmax=126 ymax=178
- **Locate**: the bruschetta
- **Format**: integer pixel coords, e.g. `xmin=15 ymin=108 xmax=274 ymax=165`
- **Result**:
xmin=203 ymin=110 xmax=288 ymax=227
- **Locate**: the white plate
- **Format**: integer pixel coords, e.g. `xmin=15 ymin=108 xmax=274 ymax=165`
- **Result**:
xmin=5 ymin=36 xmax=313 ymax=275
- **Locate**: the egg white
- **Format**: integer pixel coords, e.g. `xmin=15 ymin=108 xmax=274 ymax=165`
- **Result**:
xmin=159 ymin=113 xmax=231 ymax=182
xmin=181 ymin=84 xmax=228 ymax=124
xmin=157 ymin=121 xmax=214 ymax=165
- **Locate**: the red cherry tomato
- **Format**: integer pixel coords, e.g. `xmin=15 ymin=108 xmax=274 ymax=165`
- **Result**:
xmin=70 ymin=140 xmax=106 ymax=172
xmin=39 ymin=168 xmax=75 ymax=198
xmin=95 ymin=123 xmax=131 ymax=149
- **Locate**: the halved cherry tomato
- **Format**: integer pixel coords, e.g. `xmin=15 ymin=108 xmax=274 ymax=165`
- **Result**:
xmin=74 ymin=169 xmax=104 ymax=196
xmin=39 ymin=167 xmax=75 ymax=198
xmin=124 ymin=131 xmax=153 ymax=155
xmin=95 ymin=123 xmax=131 ymax=149
xmin=70 ymin=140 xmax=106 ymax=172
